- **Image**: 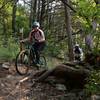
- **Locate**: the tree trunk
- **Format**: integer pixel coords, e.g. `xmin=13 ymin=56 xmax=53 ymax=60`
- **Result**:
xmin=45 ymin=0 xmax=49 ymax=28
xmin=85 ymin=34 xmax=93 ymax=52
xmin=63 ymin=0 xmax=74 ymax=61
xmin=40 ymin=0 xmax=46 ymax=29
xmin=12 ymin=0 xmax=18 ymax=35
xmin=29 ymin=0 xmax=37 ymax=28
xmin=37 ymin=0 xmax=41 ymax=21
xmin=33 ymin=0 xmax=37 ymax=20
xmin=3 ymin=19 xmax=6 ymax=34
xmin=3 ymin=18 xmax=8 ymax=47
xmin=29 ymin=0 xmax=33 ymax=28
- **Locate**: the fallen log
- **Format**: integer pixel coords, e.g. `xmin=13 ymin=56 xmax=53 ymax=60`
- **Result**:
xmin=35 ymin=64 xmax=90 ymax=90
xmin=18 ymin=63 xmax=90 ymax=90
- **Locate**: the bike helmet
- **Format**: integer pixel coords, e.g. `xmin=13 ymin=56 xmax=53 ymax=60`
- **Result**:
xmin=75 ymin=44 xmax=79 ymax=47
xmin=32 ymin=21 xmax=40 ymax=28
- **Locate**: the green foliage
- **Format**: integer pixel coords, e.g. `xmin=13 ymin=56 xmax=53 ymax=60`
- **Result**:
xmin=46 ymin=44 xmax=61 ymax=57
xmin=0 ymin=0 xmax=100 ymax=59
xmin=85 ymin=70 xmax=100 ymax=94
xmin=0 ymin=47 xmax=12 ymax=60
xmin=74 ymin=0 xmax=97 ymax=30
xmin=0 ymin=36 xmax=19 ymax=61
xmin=77 ymin=0 xmax=97 ymax=17
xmin=16 ymin=4 xmax=29 ymax=33
xmin=72 ymin=0 xmax=100 ymax=52
xmin=8 ymin=37 xmax=19 ymax=57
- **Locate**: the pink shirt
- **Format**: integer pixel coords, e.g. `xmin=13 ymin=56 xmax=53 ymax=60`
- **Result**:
xmin=29 ymin=29 xmax=45 ymax=43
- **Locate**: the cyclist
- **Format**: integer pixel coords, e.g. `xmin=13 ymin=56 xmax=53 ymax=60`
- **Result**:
xmin=73 ymin=44 xmax=83 ymax=61
xmin=21 ymin=21 xmax=46 ymax=65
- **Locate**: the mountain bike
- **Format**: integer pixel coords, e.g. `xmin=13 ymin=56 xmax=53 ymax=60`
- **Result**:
xmin=15 ymin=42 xmax=47 ymax=75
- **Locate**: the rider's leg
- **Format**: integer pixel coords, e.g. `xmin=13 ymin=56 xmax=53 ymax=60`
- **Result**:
xmin=33 ymin=42 xmax=46 ymax=64
xmin=75 ymin=54 xmax=81 ymax=62
xmin=35 ymin=49 xmax=40 ymax=64
xmin=32 ymin=43 xmax=39 ymax=64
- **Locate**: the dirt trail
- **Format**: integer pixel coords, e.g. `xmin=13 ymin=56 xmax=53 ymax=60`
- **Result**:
xmin=0 ymin=63 xmax=67 ymax=100
xmin=0 ymin=62 xmax=93 ymax=100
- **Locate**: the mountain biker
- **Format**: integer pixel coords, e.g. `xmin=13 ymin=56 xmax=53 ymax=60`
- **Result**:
xmin=73 ymin=44 xmax=83 ymax=61
xmin=21 ymin=21 xmax=46 ymax=65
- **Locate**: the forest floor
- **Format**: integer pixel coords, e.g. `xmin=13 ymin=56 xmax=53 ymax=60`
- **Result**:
xmin=0 ymin=58 xmax=69 ymax=100
xmin=0 ymin=60 xmax=92 ymax=100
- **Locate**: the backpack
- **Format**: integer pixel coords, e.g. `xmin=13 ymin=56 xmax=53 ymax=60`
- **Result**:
xmin=74 ymin=48 xmax=81 ymax=54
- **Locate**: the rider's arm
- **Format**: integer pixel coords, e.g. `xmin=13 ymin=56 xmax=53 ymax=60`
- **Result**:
xmin=29 ymin=30 xmax=34 ymax=43
xmin=38 ymin=29 xmax=45 ymax=42
xmin=20 ymin=38 xmax=29 ymax=43
xmin=79 ymin=48 xmax=83 ymax=54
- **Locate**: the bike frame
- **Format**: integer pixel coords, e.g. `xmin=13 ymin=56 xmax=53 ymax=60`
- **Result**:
xmin=21 ymin=42 xmax=46 ymax=65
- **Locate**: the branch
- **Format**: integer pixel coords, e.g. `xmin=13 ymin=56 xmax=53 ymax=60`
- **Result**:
xmin=61 ymin=0 xmax=76 ymax=12
xmin=56 ymin=29 xmax=83 ymax=43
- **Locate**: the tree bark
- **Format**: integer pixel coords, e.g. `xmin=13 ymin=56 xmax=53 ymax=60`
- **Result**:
xmin=29 ymin=0 xmax=37 ymax=28
xmin=34 ymin=64 xmax=90 ymax=90
xmin=40 ymin=0 xmax=46 ymax=29
xmin=37 ymin=0 xmax=41 ymax=21
xmin=12 ymin=0 xmax=18 ymax=35
xmin=33 ymin=0 xmax=37 ymax=20
xmin=63 ymin=0 xmax=74 ymax=61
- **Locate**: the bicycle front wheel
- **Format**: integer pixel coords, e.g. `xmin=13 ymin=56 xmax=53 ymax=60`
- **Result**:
xmin=39 ymin=55 xmax=47 ymax=69
xmin=15 ymin=50 xmax=29 ymax=75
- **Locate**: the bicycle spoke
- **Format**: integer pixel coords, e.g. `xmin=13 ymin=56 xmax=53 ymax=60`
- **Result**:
xmin=15 ymin=50 xmax=29 ymax=75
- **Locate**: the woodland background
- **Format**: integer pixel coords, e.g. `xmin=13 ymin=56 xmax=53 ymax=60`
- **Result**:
xmin=0 ymin=0 xmax=99 ymax=60
xmin=0 ymin=0 xmax=100 ymax=95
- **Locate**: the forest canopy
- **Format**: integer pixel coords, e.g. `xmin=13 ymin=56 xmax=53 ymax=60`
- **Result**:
xmin=0 ymin=0 xmax=100 ymax=60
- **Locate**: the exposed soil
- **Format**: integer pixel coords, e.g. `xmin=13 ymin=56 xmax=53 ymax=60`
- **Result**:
xmin=0 ymin=62 xmax=92 ymax=100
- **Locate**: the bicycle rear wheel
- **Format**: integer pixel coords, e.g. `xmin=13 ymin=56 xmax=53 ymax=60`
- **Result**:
xmin=15 ymin=50 xmax=29 ymax=75
xmin=39 ymin=55 xmax=47 ymax=69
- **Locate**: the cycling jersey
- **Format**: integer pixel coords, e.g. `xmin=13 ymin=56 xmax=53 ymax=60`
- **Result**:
xmin=29 ymin=29 xmax=45 ymax=43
